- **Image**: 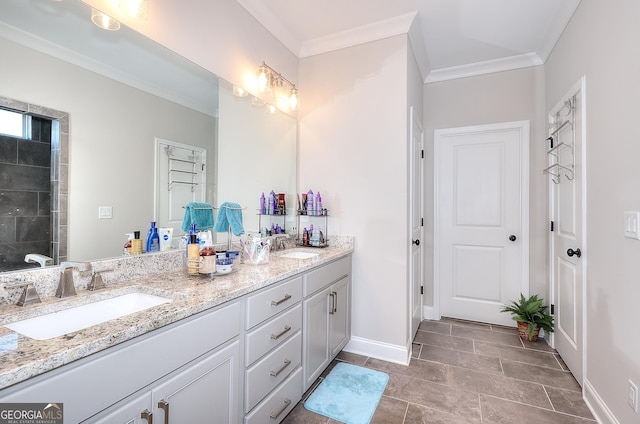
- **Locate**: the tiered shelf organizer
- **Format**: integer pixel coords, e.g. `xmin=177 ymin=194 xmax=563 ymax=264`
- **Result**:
xmin=296 ymin=210 xmax=329 ymax=247
xmin=166 ymin=146 xmax=200 ymax=192
xmin=257 ymin=211 xmax=287 ymax=234
xmin=544 ymin=98 xmax=575 ymax=184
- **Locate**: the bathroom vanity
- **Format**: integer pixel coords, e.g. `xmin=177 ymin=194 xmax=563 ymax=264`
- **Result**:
xmin=0 ymin=245 xmax=352 ymax=423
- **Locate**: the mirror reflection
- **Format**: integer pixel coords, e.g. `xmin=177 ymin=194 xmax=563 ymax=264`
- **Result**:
xmin=0 ymin=0 xmax=297 ymax=272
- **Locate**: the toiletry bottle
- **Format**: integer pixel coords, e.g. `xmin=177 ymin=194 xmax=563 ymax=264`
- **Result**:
xmin=315 ymin=192 xmax=322 ymax=216
xmin=187 ymin=234 xmax=200 ymax=275
xmin=146 ymin=221 xmax=160 ymax=253
xmin=301 ymin=193 xmax=307 ymax=215
xmin=260 ymin=192 xmax=266 ymax=214
xmin=131 ymin=231 xmax=142 ymax=255
xmin=270 ymin=190 xmax=277 ymax=215
xmin=199 ymin=246 xmax=216 ymax=274
xmin=307 ymin=189 xmax=314 ymax=215
xmin=302 ymin=227 xmax=309 ymax=246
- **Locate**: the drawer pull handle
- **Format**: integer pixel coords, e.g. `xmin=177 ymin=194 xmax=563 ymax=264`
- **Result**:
xmin=271 ymin=293 xmax=292 ymax=306
xmin=271 ymin=325 xmax=292 ymax=340
xmin=332 ymin=291 xmax=338 ymax=314
xmin=269 ymin=398 xmax=292 ymax=420
xmin=270 ymin=359 xmax=292 ymax=377
xmin=141 ymin=409 xmax=153 ymax=424
xmin=158 ymin=400 xmax=169 ymax=424
xmin=329 ymin=292 xmax=335 ymax=315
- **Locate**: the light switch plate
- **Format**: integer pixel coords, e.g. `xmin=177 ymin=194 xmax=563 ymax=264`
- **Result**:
xmin=624 ymin=212 xmax=640 ymax=239
xmin=98 ymin=206 xmax=113 ymax=219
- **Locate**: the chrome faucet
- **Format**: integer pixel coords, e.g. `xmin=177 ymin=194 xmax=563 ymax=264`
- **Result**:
xmin=56 ymin=262 xmax=92 ymax=298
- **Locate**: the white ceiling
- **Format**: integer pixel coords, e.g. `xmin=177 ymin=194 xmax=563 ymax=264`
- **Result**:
xmin=236 ymin=0 xmax=582 ymax=82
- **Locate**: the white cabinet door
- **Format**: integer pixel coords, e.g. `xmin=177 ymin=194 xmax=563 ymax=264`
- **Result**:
xmin=303 ymin=287 xmax=330 ymax=391
xmin=87 ymin=392 xmax=152 ymax=424
xmin=152 ymin=341 xmax=241 ymax=424
xmin=329 ymin=276 xmax=349 ymax=358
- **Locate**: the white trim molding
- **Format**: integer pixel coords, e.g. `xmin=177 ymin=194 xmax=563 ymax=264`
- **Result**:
xmin=425 ymin=53 xmax=543 ymax=84
xmin=344 ymin=336 xmax=411 ymax=366
xmin=584 ymin=379 xmax=620 ymax=424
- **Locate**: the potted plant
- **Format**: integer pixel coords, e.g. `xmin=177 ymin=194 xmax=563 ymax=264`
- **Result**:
xmin=501 ymin=293 xmax=554 ymax=342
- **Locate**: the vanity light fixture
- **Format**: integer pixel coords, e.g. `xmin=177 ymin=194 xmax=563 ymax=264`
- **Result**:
xmin=233 ymin=86 xmax=249 ymax=97
xmin=255 ymin=61 xmax=300 ymax=111
xmin=120 ymin=0 xmax=149 ymax=20
xmin=91 ymin=8 xmax=121 ymax=31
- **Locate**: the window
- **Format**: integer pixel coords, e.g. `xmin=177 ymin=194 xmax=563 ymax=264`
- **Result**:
xmin=0 ymin=108 xmax=28 ymax=138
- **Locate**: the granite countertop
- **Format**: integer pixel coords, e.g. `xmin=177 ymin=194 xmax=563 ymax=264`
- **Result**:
xmin=0 ymin=245 xmax=352 ymax=391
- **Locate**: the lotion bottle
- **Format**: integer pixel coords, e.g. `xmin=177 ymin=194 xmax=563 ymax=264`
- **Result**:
xmin=146 ymin=221 xmax=160 ymax=253
xmin=315 ymin=192 xmax=322 ymax=216
xmin=131 ymin=231 xmax=142 ymax=255
xmin=187 ymin=234 xmax=200 ymax=275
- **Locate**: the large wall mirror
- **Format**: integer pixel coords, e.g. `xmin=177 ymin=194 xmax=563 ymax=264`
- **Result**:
xmin=0 ymin=0 xmax=297 ymax=272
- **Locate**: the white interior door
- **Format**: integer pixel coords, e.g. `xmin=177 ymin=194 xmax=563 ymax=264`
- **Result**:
xmin=435 ymin=121 xmax=529 ymax=326
xmin=155 ymin=138 xmax=206 ymax=236
xmin=409 ymin=107 xmax=424 ymax=342
xmin=549 ymin=78 xmax=585 ymax=385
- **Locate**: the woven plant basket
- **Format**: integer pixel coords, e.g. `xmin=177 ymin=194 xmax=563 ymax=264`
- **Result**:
xmin=517 ymin=321 xmax=540 ymax=342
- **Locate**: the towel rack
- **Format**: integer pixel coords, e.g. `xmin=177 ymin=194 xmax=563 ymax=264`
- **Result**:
xmin=214 ymin=205 xmax=246 ymax=250
xmin=165 ymin=146 xmax=201 ymax=192
xmin=544 ymin=97 xmax=576 ymax=184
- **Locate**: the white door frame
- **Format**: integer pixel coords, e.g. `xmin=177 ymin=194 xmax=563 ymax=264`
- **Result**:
xmin=547 ymin=76 xmax=587 ymax=384
xmin=433 ymin=120 xmax=530 ymax=321
xmin=408 ymin=106 xmax=424 ymax=343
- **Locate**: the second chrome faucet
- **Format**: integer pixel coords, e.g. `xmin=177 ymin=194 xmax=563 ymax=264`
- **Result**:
xmin=56 ymin=262 xmax=92 ymax=298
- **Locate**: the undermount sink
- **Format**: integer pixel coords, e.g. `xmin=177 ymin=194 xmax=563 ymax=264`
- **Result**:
xmin=5 ymin=293 xmax=172 ymax=340
xmin=278 ymin=251 xmax=320 ymax=259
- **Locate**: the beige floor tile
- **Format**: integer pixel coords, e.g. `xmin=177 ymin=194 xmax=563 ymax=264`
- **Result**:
xmin=448 ymin=365 xmax=552 ymax=409
xmin=419 ymin=320 xmax=452 ymax=334
xmin=335 ymin=350 xmax=368 ymax=365
xmin=480 ymin=394 xmax=596 ymax=423
xmin=474 ymin=340 xmax=563 ymax=370
xmin=545 ymin=386 xmax=595 ymax=419
xmin=489 ymin=323 xmax=518 ymax=334
xmin=521 ymin=337 xmax=557 ymax=352
xmin=366 ymin=356 xmax=450 ymax=385
xmin=451 ymin=325 xmax=523 ymax=347
xmin=404 ymin=403 xmax=481 ymax=423
xmin=413 ymin=330 xmax=475 ymax=352
xmin=281 ymin=402 xmax=330 ymax=424
xmin=439 ymin=317 xmax=492 ymax=331
xmin=371 ymin=396 xmax=408 ymax=424
xmin=419 ymin=344 xmax=503 ymax=374
xmin=501 ymin=359 xmax=582 ymax=391
xmin=384 ymin=373 xmax=481 ymax=421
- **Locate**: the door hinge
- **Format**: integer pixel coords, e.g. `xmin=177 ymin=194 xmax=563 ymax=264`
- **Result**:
xmin=550 ymin=221 xmax=554 ymax=232
xmin=420 ymin=286 xmax=423 ymax=295
xmin=421 ymin=149 xmax=424 ymax=159
xmin=550 ymin=304 xmax=555 ymax=315
xmin=421 ymin=218 xmax=424 ymax=226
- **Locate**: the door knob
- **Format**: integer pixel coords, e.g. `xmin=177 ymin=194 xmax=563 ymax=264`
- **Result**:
xmin=412 ymin=239 xmax=420 ymax=246
xmin=567 ymin=248 xmax=582 ymax=258
xmin=509 ymin=235 xmax=517 ymax=242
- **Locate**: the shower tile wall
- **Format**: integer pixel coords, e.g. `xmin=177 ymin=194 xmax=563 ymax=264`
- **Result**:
xmin=0 ymin=119 xmax=52 ymax=271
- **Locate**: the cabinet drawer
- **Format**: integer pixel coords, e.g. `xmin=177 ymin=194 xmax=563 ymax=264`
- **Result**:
xmin=244 ymin=367 xmax=302 ymax=424
xmin=246 ymin=304 xmax=302 ymax=366
xmin=303 ymin=256 xmax=351 ymax=296
xmin=246 ymin=276 xmax=302 ymax=329
xmin=245 ymin=332 xmax=301 ymax=412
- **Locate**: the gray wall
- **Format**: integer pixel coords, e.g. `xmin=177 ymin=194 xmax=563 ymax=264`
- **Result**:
xmin=545 ymin=0 xmax=640 ymax=422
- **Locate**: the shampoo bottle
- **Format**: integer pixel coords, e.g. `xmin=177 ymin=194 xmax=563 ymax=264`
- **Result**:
xmin=315 ymin=192 xmax=322 ymax=216
xmin=269 ymin=190 xmax=277 ymax=215
xmin=260 ymin=192 xmax=266 ymax=214
xmin=307 ymin=190 xmax=314 ymax=215
xmin=146 ymin=221 xmax=160 ymax=253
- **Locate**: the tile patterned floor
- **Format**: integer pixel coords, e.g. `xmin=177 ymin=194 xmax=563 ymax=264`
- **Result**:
xmin=282 ymin=318 xmax=595 ymax=424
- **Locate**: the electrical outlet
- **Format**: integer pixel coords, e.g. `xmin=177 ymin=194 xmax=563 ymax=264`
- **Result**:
xmin=629 ymin=380 xmax=639 ymax=413
xmin=624 ymin=212 xmax=640 ymax=239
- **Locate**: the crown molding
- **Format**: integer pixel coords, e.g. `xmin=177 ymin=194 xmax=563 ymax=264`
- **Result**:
xmin=236 ymin=0 xmax=303 ymax=56
xmin=425 ymin=53 xmax=543 ymax=84
xmin=536 ymin=0 xmax=582 ymax=62
xmin=299 ymin=12 xmax=416 ymax=58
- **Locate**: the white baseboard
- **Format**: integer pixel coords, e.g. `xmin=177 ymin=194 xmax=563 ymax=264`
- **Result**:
xmin=423 ymin=306 xmax=434 ymax=320
xmin=584 ymin=378 xmax=619 ymax=424
xmin=343 ymin=336 xmax=410 ymax=366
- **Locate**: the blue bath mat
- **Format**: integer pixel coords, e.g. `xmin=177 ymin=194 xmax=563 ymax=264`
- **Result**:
xmin=304 ymin=362 xmax=389 ymax=424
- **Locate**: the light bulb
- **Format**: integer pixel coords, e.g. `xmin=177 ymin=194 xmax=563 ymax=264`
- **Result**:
xmin=120 ymin=0 xmax=148 ymax=20
xmin=257 ymin=66 xmax=271 ymax=93
xmin=91 ymin=8 xmax=121 ymax=31
xmin=288 ymin=88 xmax=299 ymax=111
